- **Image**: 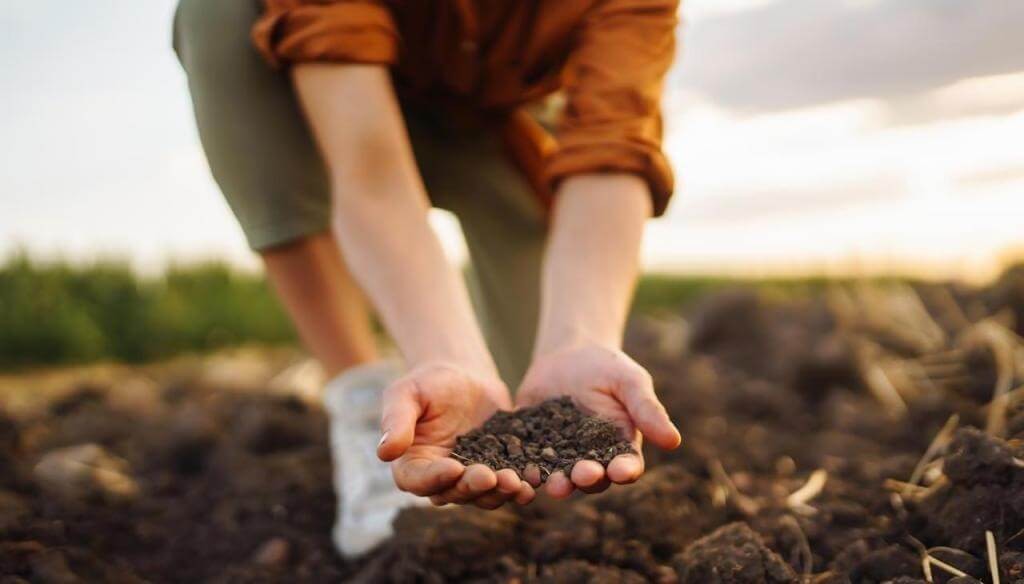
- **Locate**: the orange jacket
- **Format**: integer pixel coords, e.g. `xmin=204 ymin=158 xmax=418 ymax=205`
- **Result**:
xmin=253 ymin=0 xmax=679 ymax=215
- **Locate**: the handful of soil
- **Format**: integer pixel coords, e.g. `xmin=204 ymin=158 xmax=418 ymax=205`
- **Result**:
xmin=450 ymin=397 xmax=635 ymax=480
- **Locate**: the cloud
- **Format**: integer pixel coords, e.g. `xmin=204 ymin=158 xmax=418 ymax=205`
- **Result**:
xmin=878 ymin=72 xmax=1024 ymax=128
xmin=674 ymin=0 xmax=1024 ymax=112
xmin=677 ymin=174 xmax=905 ymax=225
xmin=955 ymin=163 xmax=1024 ymax=190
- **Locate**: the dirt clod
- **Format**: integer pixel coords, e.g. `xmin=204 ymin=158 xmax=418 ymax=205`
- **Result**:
xmin=450 ymin=397 xmax=635 ymax=477
xmin=252 ymin=537 xmax=290 ymax=568
xmin=673 ymin=522 xmax=797 ymax=584
xmin=943 ymin=427 xmax=1022 ymax=486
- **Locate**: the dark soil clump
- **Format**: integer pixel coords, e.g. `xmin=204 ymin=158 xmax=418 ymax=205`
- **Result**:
xmin=674 ymin=522 xmax=797 ymax=584
xmin=942 ymin=427 xmax=1023 ymax=486
xmin=450 ymin=397 xmax=635 ymax=478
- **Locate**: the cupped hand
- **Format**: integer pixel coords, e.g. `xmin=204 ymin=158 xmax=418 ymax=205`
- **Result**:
xmin=376 ymin=362 xmax=536 ymax=509
xmin=516 ymin=343 xmax=681 ymax=499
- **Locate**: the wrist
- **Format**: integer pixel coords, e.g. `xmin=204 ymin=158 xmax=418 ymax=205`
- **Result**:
xmin=533 ymin=326 xmax=621 ymax=359
xmin=404 ymin=357 xmax=511 ymax=407
xmin=406 ymin=345 xmax=502 ymax=385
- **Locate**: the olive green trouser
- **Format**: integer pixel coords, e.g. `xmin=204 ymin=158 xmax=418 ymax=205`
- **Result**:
xmin=173 ymin=0 xmax=545 ymax=387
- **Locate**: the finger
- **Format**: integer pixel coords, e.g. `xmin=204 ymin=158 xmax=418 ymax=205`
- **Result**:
xmin=433 ymin=464 xmax=499 ymax=505
xmin=468 ymin=469 xmax=524 ymax=510
xmin=570 ymin=460 xmax=606 ymax=489
xmin=607 ymin=453 xmax=644 ymax=484
xmin=545 ymin=471 xmax=574 ymax=499
xmin=579 ymin=476 xmax=611 ymax=494
xmin=464 ymin=464 xmax=499 ymax=493
xmin=616 ymin=374 xmax=681 ymax=450
xmin=523 ymin=464 xmax=542 ymax=487
xmin=377 ymin=381 xmax=422 ymax=461
xmin=514 ymin=481 xmax=536 ymax=505
xmin=495 ymin=469 xmax=522 ymax=495
xmin=430 ymin=485 xmax=472 ymax=506
xmin=393 ymin=456 xmax=464 ymax=496
xmin=473 ymin=491 xmax=511 ymax=510
xmin=431 ymin=489 xmax=468 ymax=506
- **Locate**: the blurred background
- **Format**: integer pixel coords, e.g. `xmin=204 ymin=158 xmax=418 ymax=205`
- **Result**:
xmin=2 ymin=0 xmax=1022 ymax=369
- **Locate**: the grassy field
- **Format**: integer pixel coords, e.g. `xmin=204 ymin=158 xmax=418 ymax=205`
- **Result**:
xmin=0 ymin=255 xmax=874 ymax=370
xmin=0 ymin=256 xmax=294 ymax=369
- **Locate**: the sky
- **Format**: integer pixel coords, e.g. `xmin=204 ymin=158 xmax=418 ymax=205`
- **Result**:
xmin=2 ymin=0 xmax=1023 ymax=281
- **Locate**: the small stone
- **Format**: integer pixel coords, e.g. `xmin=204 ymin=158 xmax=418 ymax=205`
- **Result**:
xmin=253 ymin=537 xmax=290 ymax=567
xmin=655 ymin=565 xmax=679 ymax=584
xmin=541 ymin=447 xmax=558 ymax=462
xmin=33 ymin=443 xmax=138 ymax=503
xmin=503 ymin=435 xmax=524 ymax=458
xmin=480 ymin=434 xmax=503 ymax=451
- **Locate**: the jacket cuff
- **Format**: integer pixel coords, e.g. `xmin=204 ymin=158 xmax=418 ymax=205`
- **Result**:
xmin=544 ymin=142 xmax=675 ymax=217
xmin=253 ymin=3 xmax=399 ymax=68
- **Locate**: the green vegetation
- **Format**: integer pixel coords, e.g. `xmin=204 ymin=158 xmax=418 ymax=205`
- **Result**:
xmin=0 ymin=255 xmax=296 ymax=370
xmin=631 ymin=273 xmax=867 ymax=314
xmin=0 ymin=255 xmax=888 ymax=370
xmin=632 ymin=274 xmax=733 ymax=315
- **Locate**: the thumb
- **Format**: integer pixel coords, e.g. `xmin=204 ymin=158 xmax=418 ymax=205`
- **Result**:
xmin=377 ymin=380 xmax=422 ymax=461
xmin=617 ymin=371 xmax=681 ymax=450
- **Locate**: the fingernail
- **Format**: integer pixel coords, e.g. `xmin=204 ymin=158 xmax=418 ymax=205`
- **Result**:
xmin=378 ymin=432 xmax=389 ymax=447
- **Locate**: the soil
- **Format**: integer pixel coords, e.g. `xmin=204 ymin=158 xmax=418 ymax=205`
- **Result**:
xmin=450 ymin=397 xmax=636 ymax=478
xmin=674 ymin=523 xmax=796 ymax=583
xmin=3 ymin=270 xmax=1024 ymax=583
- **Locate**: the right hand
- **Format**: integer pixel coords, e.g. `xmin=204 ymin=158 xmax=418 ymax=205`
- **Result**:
xmin=376 ymin=362 xmax=536 ymax=509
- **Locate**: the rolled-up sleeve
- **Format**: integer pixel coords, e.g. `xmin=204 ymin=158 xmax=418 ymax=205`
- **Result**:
xmin=253 ymin=0 xmax=399 ymax=68
xmin=544 ymin=0 xmax=679 ymax=216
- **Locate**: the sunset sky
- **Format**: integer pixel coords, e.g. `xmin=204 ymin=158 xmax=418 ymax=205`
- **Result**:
xmin=2 ymin=0 xmax=1022 ymax=281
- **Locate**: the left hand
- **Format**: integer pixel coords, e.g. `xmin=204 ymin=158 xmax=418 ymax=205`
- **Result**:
xmin=515 ymin=343 xmax=681 ymax=499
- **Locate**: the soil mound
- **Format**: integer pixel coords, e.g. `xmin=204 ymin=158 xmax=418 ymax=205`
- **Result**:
xmin=674 ymin=522 xmax=797 ymax=584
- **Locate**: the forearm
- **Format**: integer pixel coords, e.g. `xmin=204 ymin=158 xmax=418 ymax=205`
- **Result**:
xmin=334 ymin=186 xmax=496 ymax=376
xmin=293 ymin=64 xmax=497 ymax=379
xmin=533 ymin=174 xmax=652 ymax=356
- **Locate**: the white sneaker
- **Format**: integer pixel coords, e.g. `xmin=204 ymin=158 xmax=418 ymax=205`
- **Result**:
xmin=322 ymin=360 xmax=422 ymax=557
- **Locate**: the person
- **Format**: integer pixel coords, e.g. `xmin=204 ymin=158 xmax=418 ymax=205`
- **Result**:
xmin=173 ymin=0 xmax=683 ymax=556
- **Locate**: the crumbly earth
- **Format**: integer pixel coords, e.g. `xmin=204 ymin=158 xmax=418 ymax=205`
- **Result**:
xmin=450 ymin=396 xmax=635 ymax=478
xmin=674 ymin=522 xmax=796 ymax=584
xmin=3 ymin=270 xmax=1024 ymax=582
